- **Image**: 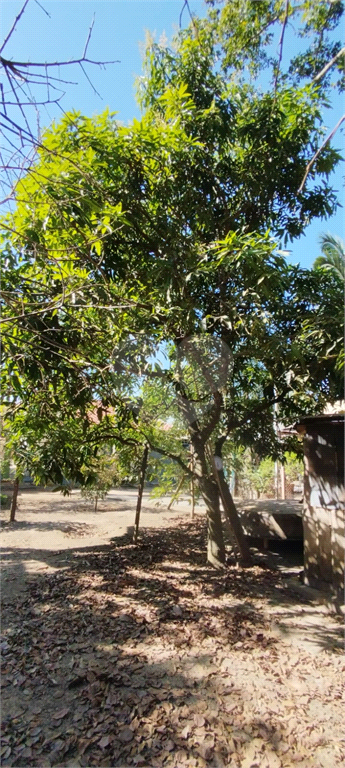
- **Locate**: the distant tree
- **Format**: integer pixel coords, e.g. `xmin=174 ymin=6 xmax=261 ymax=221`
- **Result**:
xmin=80 ymin=455 xmax=121 ymax=512
xmin=313 ymin=233 xmax=345 ymax=280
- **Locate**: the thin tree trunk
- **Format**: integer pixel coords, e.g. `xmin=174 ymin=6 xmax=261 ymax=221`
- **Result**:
xmin=94 ymin=495 xmax=98 ymax=513
xmin=10 ymin=477 xmax=19 ymax=522
xmin=211 ymin=454 xmax=252 ymax=566
xmin=190 ymin=474 xmax=195 ymax=519
xmin=167 ymin=473 xmax=186 ymax=510
xmin=133 ymin=444 xmax=149 ymax=544
xmin=218 ymin=469 xmax=253 ymax=565
xmin=190 ymin=444 xmax=195 ymax=520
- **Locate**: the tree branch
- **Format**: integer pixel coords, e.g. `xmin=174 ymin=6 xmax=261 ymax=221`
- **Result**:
xmin=0 ymin=56 xmax=120 ymax=69
xmin=225 ymin=390 xmax=288 ymax=435
xmin=199 ymin=391 xmax=223 ymax=443
xmin=0 ymin=1 xmax=29 ymax=55
xmin=34 ymin=1 xmax=51 ymax=18
xmin=313 ymin=46 xmax=345 ymax=84
xmin=298 ymin=113 xmax=345 ymax=193
xmin=144 ymin=437 xmax=197 ymax=479
xmin=83 ymin=14 xmax=95 ymax=58
xmin=273 ymin=0 xmax=290 ymax=93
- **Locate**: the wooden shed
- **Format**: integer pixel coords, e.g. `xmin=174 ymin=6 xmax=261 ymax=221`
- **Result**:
xmin=296 ymin=414 xmax=344 ymax=604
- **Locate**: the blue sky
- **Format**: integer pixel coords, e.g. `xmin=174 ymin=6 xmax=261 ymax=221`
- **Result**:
xmin=1 ymin=0 xmax=344 ymax=268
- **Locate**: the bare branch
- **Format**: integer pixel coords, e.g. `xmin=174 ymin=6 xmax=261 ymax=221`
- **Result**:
xmin=33 ymin=0 xmax=51 ymax=18
xmin=0 ymin=2 xmax=120 ymax=199
xmin=179 ymin=0 xmax=188 ymax=28
xmin=0 ymin=0 xmax=29 ymax=55
xmin=179 ymin=0 xmax=198 ymax=37
xmin=273 ymin=0 xmax=290 ymax=93
xmin=4 ymin=67 xmax=32 ymax=137
xmin=0 ymin=56 xmax=120 ymax=69
xmin=298 ymin=113 xmax=345 ymax=193
xmin=79 ymin=61 xmax=102 ymax=100
xmin=83 ymin=14 xmax=95 ymax=58
xmin=313 ymin=46 xmax=345 ymax=85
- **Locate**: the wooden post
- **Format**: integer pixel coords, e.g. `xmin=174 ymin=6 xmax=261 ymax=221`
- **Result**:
xmin=10 ymin=476 xmax=19 ymax=522
xmin=280 ymin=463 xmax=286 ymax=500
xmin=133 ymin=444 xmax=149 ymax=544
xmin=274 ymin=461 xmax=279 ymax=499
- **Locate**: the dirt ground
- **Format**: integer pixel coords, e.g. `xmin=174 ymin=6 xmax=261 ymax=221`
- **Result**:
xmin=0 ymin=489 xmax=190 ymax=601
xmin=1 ymin=489 xmax=344 ymax=768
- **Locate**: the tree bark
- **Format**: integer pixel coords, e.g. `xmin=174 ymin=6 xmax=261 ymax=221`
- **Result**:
xmin=215 ymin=466 xmax=252 ymax=566
xmin=10 ymin=476 xmax=19 ymax=522
xmin=190 ymin=444 xmax=195 ymax=520
xmin=133 ymin=444 xmax=149 ymax=544
xmin=210 ymin=441 xmax=252 ymax=566
xmin=190 ymin=436 xmax=226 ymax=569
xmin=200 ymin=475 xmax=226 ymax=569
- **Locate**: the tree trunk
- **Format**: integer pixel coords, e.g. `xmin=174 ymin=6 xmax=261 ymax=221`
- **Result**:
xmin=200 ymin=475 xmax=226 ymax=569
xmin=133 ymin=444 xmax=149 ymax=544
xmin=190 ymin=474 xmax=195 ymax=519
xmin=214 ymin=463 xmax=252 ymax=566
xmin=10 ymin=477 xmax=19 ymax=522
xmin=190 ymin=444 xmax=195 ymax=520
xmin=190 ymin=435 xmax=250 ymax=568
xmin=190 ymin=436 xmax=226 ymax=569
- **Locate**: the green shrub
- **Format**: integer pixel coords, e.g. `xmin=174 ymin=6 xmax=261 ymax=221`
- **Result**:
xmin=80 ymin=456 xmax=121 ymax=511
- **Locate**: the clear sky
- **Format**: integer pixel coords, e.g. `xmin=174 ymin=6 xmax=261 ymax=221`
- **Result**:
xmin=1 ymin=0 xmax=344 ymax=268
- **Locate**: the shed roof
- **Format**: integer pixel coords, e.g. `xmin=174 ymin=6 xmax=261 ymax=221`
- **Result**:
xmin=296 ymin=413 xmax=344 ymax=426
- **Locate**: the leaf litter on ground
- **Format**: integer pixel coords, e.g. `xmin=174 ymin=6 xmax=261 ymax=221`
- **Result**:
xmin=1 ymin=517 xmax=344 ymax=767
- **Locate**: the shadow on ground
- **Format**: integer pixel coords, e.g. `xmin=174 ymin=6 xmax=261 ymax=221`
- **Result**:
xmin=1 ymin=518 xmax=343 ymax=767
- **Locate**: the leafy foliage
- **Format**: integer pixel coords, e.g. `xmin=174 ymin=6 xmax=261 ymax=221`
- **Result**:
xmin=80 ymin=455 xmax=121 ymax=510
xmin=313 ymin=232 xmax=345 ymax=280
xmin=1 ymin=0 xmax=344 ymax=564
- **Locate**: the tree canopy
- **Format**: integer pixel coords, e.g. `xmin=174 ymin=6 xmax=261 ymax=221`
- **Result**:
xmin=1 ymin=0 xmax=344 ymax=566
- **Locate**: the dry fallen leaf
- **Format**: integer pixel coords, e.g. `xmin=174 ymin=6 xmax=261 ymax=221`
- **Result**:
xmin=263 ymin=750 xmax=282 ymax=768
xmin=1 ymin=513 xmax=343 ymax=768
xmin=118 ymin=726 xmax=134 ymax=743
xmin=181 ymin=724 xmax=192 ymax=739
xmin=98 ymin=734 xmax=113 ymax=749
xmin=163 ymin=738 xmax=175 ymax=751
xmin=194 ymin=714 xmax=206 ymax=727
xmin=51 ymin=708 xmax=70 ymax=720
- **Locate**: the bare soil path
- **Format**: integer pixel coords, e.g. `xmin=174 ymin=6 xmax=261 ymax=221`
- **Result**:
xmin=1 ymin=489 xmax=344 ymax=768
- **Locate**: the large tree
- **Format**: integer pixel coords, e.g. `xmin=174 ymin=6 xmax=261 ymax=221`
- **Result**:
xmin=1 ymin=0 xmax=344 ymax=567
